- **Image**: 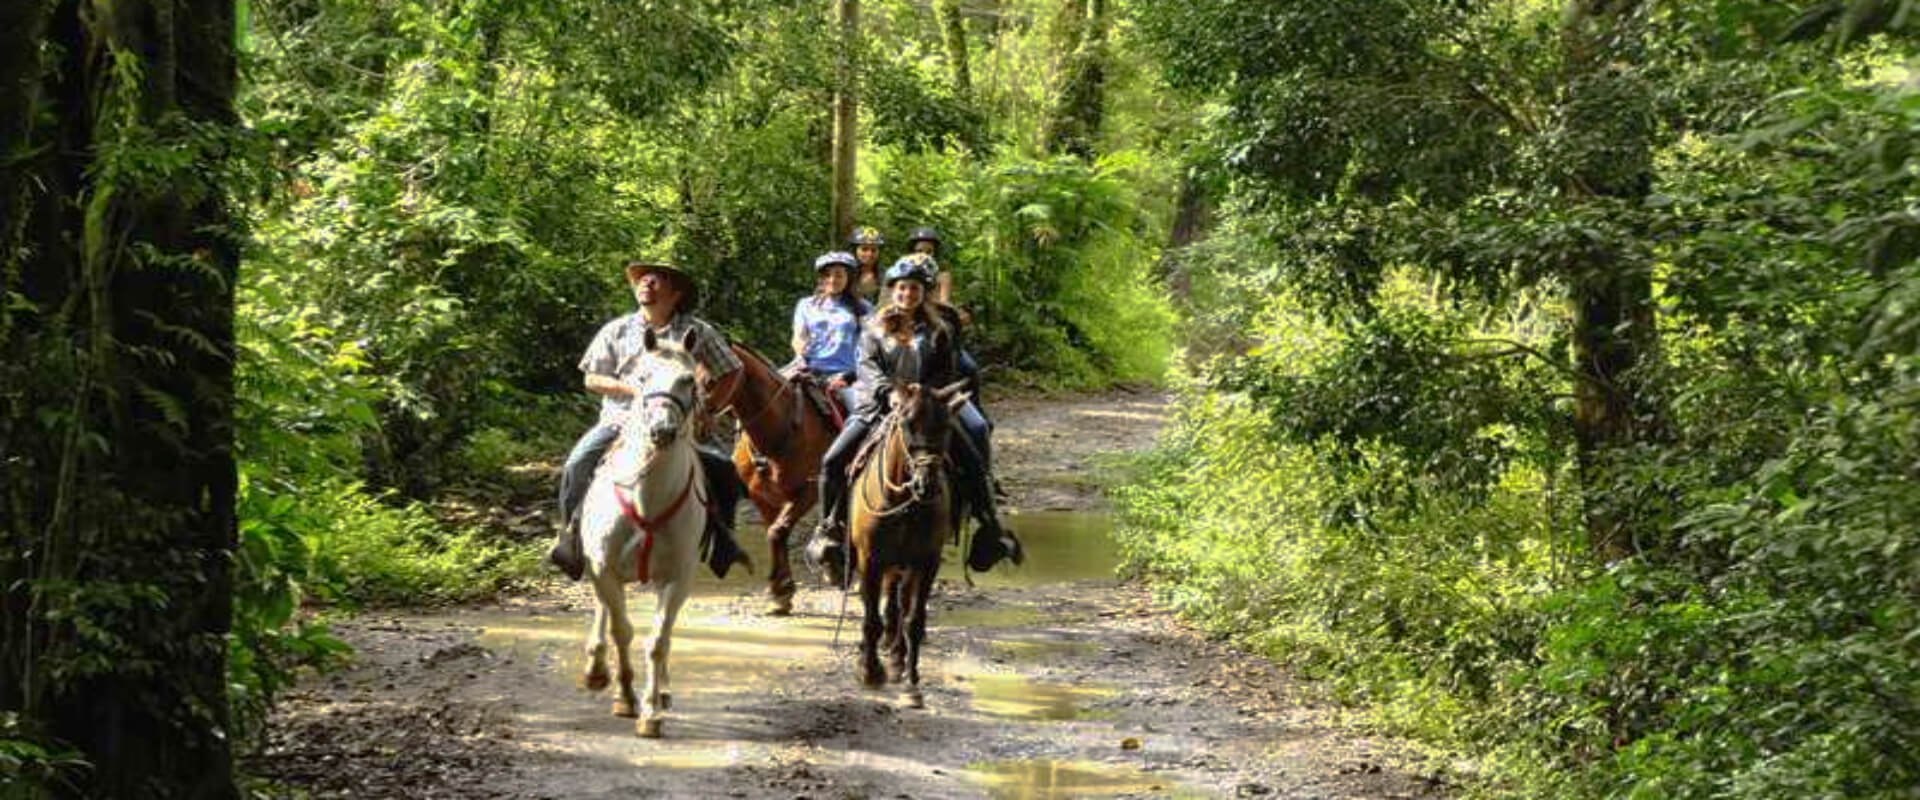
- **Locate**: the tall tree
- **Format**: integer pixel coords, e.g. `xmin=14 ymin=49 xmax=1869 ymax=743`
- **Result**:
xmin=938 ymin=0 xmax=972 ymax=97
xmin=1044 ymin=0 xmax=1108 ymax=158
xmin=1 ymin=0 xmax=241 ymax=796
xmin=1560 ymin=0 xmax=1660 ymax=558
xmin=832 ymin=0 xmax=860 ymax=242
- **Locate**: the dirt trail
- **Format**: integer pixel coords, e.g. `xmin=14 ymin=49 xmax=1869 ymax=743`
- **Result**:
xmin=250 ymin=392 xmax=1447 ymax=799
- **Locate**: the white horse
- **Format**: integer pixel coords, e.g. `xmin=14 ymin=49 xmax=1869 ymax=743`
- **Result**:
xmin=576 ymin=327 xmax=707 ymax=738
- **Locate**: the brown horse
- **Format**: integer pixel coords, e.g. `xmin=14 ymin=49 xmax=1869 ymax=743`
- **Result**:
xmin=848 ymin=380 xmax=968 ymax=708
xmin=703 ymin=343 xmax=840 ymax=615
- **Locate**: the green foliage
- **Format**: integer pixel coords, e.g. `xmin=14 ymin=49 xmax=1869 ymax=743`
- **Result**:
xmin=1123 ymin=1 xmax=1920 ymax=796
xmin=228 ymin=238 xmax=535 ymax=749
xmin=0 ymin=713 xmax=87 ymax=798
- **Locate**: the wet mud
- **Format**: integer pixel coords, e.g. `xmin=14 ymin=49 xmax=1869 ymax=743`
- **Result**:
xmin=248 ymin=392 xmax=1450 ymax=799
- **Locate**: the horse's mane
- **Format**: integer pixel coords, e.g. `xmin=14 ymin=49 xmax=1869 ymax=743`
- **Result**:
xmin=729 ymin=339 xmax=783 ymax=377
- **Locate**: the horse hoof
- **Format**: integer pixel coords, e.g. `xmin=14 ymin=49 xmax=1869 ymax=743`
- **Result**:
xmin=658 ymin=692 xmax=672 ymax=711
xmin=861 ymin=672 xmax=886 ymax=689
xmin=766 ymin=599 xmax=792 ymax=617
xmin=905 ymin=691 xmax=925 ymax=709
xmin=611 ymin=700 xmax=637 ymax=718
xmin=579 ymin=669 xmax=610 ymax=692
xmin=637 ymin=718 xmax=663 ymax=738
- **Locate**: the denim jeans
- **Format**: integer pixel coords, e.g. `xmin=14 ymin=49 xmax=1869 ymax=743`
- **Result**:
xmin=558 ymin=423 xmax=620 ymax=523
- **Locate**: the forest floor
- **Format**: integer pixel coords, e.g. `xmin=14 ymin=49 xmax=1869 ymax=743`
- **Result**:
xmin=248 ymin=390 xmax=1451 ymax=799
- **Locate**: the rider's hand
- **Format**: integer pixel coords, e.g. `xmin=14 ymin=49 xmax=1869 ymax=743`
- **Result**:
xmin=826 ymin=373 xmax=849 ymax=392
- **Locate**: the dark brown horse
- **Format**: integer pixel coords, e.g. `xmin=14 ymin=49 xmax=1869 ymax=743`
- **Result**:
xmin=703 ymin=343 xmax=840 ymax=615
xmin=848 ymin=380 xmax=968 ymax=708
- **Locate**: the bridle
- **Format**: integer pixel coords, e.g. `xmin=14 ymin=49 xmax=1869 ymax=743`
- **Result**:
xmin=857 ymin=404 xmax=949 ymax=519
xmin=609 ymin=367 xmax=700 ymax=584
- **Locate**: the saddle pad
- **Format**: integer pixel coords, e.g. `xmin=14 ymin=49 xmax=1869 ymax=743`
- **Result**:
xmin=845 ymin=414 xmax=899 ymax=479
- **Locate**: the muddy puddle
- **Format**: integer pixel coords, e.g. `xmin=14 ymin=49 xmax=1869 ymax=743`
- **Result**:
xmin=969 ymin=759 xmax=1196 ymax=799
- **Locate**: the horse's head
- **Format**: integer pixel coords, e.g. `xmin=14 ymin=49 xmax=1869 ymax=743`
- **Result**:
xmin=891 ymin=378 xmax=970 ymax=458
xmin=630 ymin=327 xmax=701 ymax=450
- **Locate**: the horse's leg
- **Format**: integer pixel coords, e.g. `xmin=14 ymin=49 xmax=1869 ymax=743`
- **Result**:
xmin=590 ymin=566 xmax=638 ymax=718
xmin=579 ymin=566 xmax=611 ymax=692
xmin=883 ymin=573 xmax=907 ymax=682
xmin=904 ymin=563 xmax=935 ymax=709
xmin=858 ymin=560 xmax=886 ymax=689
xmin=761 ymin=496 xmax=797 ymax=615
xmin=640 ymin=578 xmax=689 ymax=738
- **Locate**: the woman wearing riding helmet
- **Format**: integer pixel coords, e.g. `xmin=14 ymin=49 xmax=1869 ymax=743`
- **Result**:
xmin=906 ymin=225 xmax=990 ymax=429
xmin=806 ymin=254 xmax=1022 ymax=586
xmin=789 ymin=251 xmax=872 ymax=415
xmin=847 ymin=226 xmax=886 ymax=298
xmin=904 ymin=226 xmax=953 ymax=305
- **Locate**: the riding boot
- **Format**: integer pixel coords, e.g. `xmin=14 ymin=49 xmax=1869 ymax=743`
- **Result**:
xmin=808 ymin=417 xmax=868 ymax=589
xmin=964 ymin=472 xmax=1024 ymax=572
xmin=547 ymin=516 xmax=586 ymax=582
xmin=805 ymin=492 xmax=850 ymax=590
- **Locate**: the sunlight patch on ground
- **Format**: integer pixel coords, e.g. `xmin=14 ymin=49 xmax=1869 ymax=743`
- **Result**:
xmin=967 ymin=759 xmax=1194 ymax=799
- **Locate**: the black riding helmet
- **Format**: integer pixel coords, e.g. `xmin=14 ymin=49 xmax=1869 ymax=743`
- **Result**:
xmin=906 ymin=226 xmax=941 ymax=253
xmin=847 ymin=226 xmax=885 ymax=248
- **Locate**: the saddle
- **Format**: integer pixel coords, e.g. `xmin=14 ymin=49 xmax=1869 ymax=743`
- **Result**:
xmin=788 ymin=369 xmax=846 ymax=431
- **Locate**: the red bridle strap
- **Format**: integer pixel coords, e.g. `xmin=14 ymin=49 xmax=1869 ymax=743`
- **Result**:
xmin=612 ymin=462 xmax=698 ymax=584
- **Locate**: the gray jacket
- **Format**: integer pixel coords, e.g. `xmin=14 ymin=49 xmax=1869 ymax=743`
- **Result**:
xmin=851 ymin=317 xmax=960 ymax=422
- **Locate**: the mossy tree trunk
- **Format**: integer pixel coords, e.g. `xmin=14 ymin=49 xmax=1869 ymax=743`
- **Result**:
xmin=1560 ymin=0 xmax=1661 ymax=560
xmin=1043 ymin=0 xmax=1108 ymax=159
xmin=0 ymin=0 xmax=240 ymax=797
xmin=938 ymin=0 xmax=971 ymax=98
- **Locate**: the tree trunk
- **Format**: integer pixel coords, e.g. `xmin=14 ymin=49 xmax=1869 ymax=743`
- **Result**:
xmin=831 ymin=0 xmax=860 ymax=245
xmin=1043 ymin=0 xmax=1107 ymax=159
xmin=1560 ymin=0 xmax=1659 ymax=560
xmin=938 ymin=0 xmax=971 ymax=98
xmin=1161 ymin=172 xmax=1215 ymax=303
xmin=0 ymin=1 xmax=240 ymax=797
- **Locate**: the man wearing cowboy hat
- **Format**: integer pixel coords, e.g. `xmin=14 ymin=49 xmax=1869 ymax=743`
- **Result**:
xmin=549 ymin=261 xmax=750 ymax=581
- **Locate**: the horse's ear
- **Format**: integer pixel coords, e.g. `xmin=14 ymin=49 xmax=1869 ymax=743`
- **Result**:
xmin=643 ymin=327 xmax=660 ymax=353
xmin=679 ymin=327 xmax=698 ymax=352
xmin=932 ymin=379 xmax=969 ymax=401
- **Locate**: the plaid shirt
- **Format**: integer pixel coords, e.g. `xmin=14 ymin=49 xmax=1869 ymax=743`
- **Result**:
xmin=579 ymin=311 xmax=741 ymax=427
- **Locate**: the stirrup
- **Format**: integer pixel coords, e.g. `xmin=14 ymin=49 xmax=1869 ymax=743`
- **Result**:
xmin=806 ymin=518 xmax=848 ymax=583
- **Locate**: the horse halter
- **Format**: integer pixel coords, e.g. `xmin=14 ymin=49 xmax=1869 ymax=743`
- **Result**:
xmin=642 ymin=388 xmax=689 ymax=415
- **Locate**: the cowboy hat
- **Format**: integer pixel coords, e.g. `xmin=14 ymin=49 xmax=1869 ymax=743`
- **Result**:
xmin=623 ymin=261 xmax=699 ymax=311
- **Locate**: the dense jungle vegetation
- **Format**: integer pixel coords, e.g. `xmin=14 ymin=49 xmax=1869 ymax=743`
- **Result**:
xmin=1114 ymin=1 xmax=1920 ymax=797
xmin=3 ymin=0 xmax=1918 ymax=797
